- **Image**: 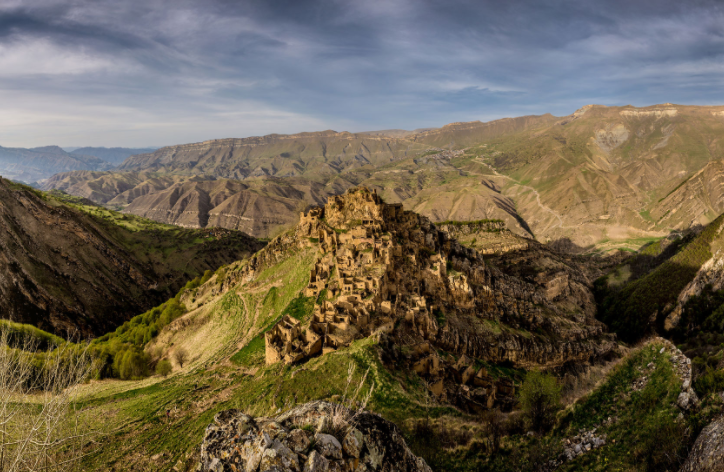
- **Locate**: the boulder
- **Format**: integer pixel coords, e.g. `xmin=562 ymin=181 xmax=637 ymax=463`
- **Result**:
xmin=681 ymin=416 xmax=724 ymax=472
xmin=303 ymin=451 xmax=328 ymax=472
xmin=287 ymin=429 xmax=311 ymax=453
xmin=199 ymin=401 xmax=432 ymax=472
xmin=314 ymin=433 xmax=343 ymax=459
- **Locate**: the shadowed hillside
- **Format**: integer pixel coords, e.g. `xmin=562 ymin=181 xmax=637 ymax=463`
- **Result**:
xmin=0 ymin=178 xmax=264 ymax=336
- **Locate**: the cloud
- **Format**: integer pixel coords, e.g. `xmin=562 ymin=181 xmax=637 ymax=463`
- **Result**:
xmin=0 ymin=0 xmax=722 ymax=147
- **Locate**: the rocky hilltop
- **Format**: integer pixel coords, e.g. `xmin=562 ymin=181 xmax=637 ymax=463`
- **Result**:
xmin=0 ymin=178 xmax=263 ymax=336
xmin=199 ymin=401 xmax=431 ymax=472
xmin=240 ymin=187 xmax=618 ymax=411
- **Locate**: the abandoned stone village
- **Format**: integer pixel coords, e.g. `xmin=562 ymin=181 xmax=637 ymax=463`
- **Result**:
xmin=263 ymin=187 xmax=615 ymax=413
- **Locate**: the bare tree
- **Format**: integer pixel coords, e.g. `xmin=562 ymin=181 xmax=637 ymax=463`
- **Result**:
xmin=174 ymin=348 xmax=189 ymax=368
xmin=0 ymin=325 xmax=98 ymax=472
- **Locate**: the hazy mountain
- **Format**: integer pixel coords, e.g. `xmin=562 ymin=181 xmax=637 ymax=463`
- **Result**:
xmin=0 ymin=145 xmax=112 ymax=183
xmin=43 ymin=116 xmax=552 ymax=238
xmin=40 ymin=104 xmax=724 ymax=249
xmin=70 ymin=146 xmax=157 ymax=165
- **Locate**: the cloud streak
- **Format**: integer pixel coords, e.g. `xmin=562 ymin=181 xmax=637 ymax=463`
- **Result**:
xmin=0 ymin=0 xmax=722 ymax=147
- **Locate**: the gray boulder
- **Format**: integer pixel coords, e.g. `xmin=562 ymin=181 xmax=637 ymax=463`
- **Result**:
xmin=199 ymin=401 xmax=432 ymax=472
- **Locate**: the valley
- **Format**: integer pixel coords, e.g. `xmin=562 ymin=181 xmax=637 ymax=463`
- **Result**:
xmin=0 ymin=178 xmax=264 ymax=336
xmin=5 ymin=105 xmax=724 ymax=472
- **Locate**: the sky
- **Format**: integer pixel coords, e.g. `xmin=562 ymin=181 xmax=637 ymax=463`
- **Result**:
xmin=0 ymin=0 xmax=723 ymax=148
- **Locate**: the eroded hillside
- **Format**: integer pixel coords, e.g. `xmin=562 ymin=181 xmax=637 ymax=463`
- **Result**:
xmin=41 ymin=116 xmax=554 ymax=239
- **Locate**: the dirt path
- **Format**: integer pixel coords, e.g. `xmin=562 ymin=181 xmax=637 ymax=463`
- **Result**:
xmin=474 ymin=158 xmax=566 ymax=230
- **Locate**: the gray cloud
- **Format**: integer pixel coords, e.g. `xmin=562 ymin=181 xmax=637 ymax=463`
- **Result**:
xmin=0 ymin=0 xmax=722 ymax=147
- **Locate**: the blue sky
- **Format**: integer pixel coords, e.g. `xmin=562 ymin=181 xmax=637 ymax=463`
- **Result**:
xmin=0 ymin=0 xmax=722 ymax=147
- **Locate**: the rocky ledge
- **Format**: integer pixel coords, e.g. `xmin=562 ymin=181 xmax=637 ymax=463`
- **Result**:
xmin=198 ymin=401 xmax=431 ymax=472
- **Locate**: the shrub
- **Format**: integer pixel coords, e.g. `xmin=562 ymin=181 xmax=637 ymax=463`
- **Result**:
xmin=519 ymin=371 xmax=562 ymax=433
xmin=174 ymin=348 xmax=189 ymax=368
xmin=156 ymin=359 xmax=172 ymax=377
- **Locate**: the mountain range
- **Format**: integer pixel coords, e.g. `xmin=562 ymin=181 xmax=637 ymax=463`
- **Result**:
xmin=0 ymin=145 xmax=156 ymax=183
xmin=38 ymin=103 xmax=724 ymax=250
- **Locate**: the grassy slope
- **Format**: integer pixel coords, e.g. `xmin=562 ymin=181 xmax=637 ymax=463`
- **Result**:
xmin=70 ymin=246 xmax=459 ymax=471
xmin=597 ymin=214 xmax=724 ymax=342
xmin=429 ymin=340 xmax=721 ymax=472
xmin=46 ymin=189 xmax=262 ymax=283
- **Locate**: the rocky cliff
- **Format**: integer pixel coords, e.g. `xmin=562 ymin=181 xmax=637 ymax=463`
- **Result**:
xmin=256 ymin=187 xmax=616 ymax=412
xmin=199 ymin=401 xmax=432 ymax=472
xmin=436 ymin=220 xmax=531 ymax=254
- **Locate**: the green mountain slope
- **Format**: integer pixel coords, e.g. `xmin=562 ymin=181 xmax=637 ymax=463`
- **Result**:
xmin=596 ymin=214 xmax=724 ymax=342
xmin=0 ymin=178 xmax=264 ymax=336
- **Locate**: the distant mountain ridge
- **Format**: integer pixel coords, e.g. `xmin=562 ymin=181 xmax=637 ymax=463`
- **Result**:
xmin=0 ymin=145 xmax=112 ymax=183
xmin=0 ymin=145 xmax=157 ymax=183
xmin=40 ymin=104 xmax=724 ymax=248
xmin=70 ymin=146 xmax=157 ymax=165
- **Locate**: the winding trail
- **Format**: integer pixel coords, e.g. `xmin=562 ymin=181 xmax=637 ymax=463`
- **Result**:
xmin=473 ymin=158 xmax=565 ymax=230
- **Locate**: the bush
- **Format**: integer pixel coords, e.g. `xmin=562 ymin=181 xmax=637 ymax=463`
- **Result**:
xmin=155 ymin=359 xmax=172 ymax=377
xmin=159 ymin=299 xmax=186 ymax=326
xmin=519 ymin=371 xmax=562 ymax=433
xmin=113 ymin=347 xmax=150 ymax=380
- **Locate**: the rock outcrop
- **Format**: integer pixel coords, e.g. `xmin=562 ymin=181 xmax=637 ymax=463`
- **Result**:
xmin=665 ymin=237 xmax=724 ymax=331
xmin=262 ymin=187 xmax=617 ymax=411
xmin=681 ymin=415 xmax=724 ymax=472
xmin=198 ymin=401 xmax=432 ymax=472
xmin=436 ymin=220 xmax=530 ymax=255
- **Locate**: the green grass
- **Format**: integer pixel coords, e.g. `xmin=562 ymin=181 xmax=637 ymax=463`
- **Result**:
xmin=229 ymin=336 xmax=265 ymax=365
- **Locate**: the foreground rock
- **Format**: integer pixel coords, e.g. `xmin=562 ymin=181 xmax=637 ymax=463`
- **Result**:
xmin=199 ymin=401 xmax=432 ymax=472
xmin=681 ymin=415 xmax=724 ymax=472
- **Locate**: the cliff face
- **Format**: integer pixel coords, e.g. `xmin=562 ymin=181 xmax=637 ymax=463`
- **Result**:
xmin=0 ymin=179 xmax=264 ymax=336
xmin=259 ymin=187 xmax=616 ymax=412
xmin=436 ymin=220 xmax=531 ymax=254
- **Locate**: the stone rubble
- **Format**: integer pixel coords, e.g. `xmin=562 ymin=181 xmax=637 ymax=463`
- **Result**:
xmin=198 ymin=401 xmax=432 ymax=472
xmin=652 ymin=338 xmax=699 ymax=410
xmin=561 ymin=428 xmax=608 ymax=462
